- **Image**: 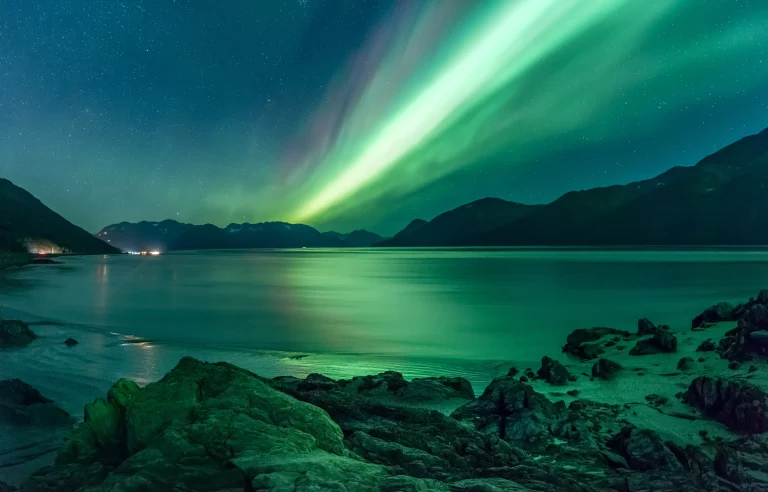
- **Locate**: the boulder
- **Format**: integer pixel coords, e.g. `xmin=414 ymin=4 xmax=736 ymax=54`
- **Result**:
xmin=677 ymin=357 xmax=695 ymax=371
xmin=591 ymin=358 xmax=623 ymax=380
xmin=64 ymin=338 xmax=78 ymax=347
xmin=451 ymin=376 xmax=573 ymax=446
xmin=751 ymin=330 xmax=768 ymax=351
xmin=637 ymin=318 xmax=661 ymax=336
xmin=684 ymin=376 xmax=768 ymax=433
xmin=0 ymin=319 xmax=36 ymax=348
xmin=536 ymin=356 xmax=570 ymax=385
xmin=607 ymin=427 xmax=682 ymax=472
xmin=274 ymin=370 xmax=474 ymax=403
xmin=696 ymin=339 xmax=716 ymax=352
xmin=692 ymin=302 xmax=734 ymax=329
xmin=629 ymin=330 xmax=677 ymax=355
xmin=0 ymin=378 xmax=71 ymax=426
xmin=744 ymin=304 xmax=768 ymax=330
xmin=718 ymin=319 xmax=768 ymax=361
xmin=26 ymin=357 xmax=349 ymax=491
xmin=57 ymin=378 xmax=140 ymax=466
xmin=562 ymin=327 xmax=631 ymax=361
xmin=644 ymin=394 xmax=668 ymax=407
xmin=275 ymin=372 xmax=524 ymax=484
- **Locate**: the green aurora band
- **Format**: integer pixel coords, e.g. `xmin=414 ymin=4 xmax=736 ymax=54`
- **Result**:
xmin=281 ymin=0 xmax=768 ymax=228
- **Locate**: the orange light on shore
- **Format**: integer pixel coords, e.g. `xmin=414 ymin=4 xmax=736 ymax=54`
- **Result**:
xmin=150 ymin=251 xmax=160 ymax=256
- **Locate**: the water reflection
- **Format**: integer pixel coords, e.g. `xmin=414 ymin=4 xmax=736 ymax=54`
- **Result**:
xmin=2 ymin=248 xmax=768 ymax=360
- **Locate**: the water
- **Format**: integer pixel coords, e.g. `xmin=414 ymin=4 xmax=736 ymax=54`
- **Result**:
xmin=2 ymin=247 xmax=768 ymax=484
xmin=2 ymin=247 xmax=768 ymax=413
xmin=3 ymin=248 xmax=768 ymax=355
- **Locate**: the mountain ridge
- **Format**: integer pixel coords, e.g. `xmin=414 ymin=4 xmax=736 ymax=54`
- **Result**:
xmin=96 ymin=219 xmax=385 ymax=252
xmin=380 ymin=127 xmax=768 ymax=247
xmin=0 ymin=178 xmax=118 ymax=254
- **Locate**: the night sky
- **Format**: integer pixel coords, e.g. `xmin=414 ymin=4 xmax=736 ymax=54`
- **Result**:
xmin=2 ymin=0 xmax=768 ymax=236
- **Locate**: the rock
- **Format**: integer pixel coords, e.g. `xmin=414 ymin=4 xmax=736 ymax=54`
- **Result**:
xmin=696 ymin=339 xmax=716 ymax=352
xmin=677 ymin=357 xmax=695 ymax=371
xmin=728 ymin=361 xmax=740 ymax=370
xmin=274 ymin=370 xmax=475 ymax=403
xmin=64 ymin=338 xmax=78 ymax=347
xmin=26 ymin=357 xmax=353 ymax=492
xmin=718 ymin=320 xmax=768 ymax=361
xmin=536 ymin=356 xmax=570 ymax=385
xmin=506 ymin=367 xmax=519 ymax=377
xmin=451 ymin=376 xmax=573 ymax=447
xmin=242 ymin=451 xmax=448 ymax=492
xmin=684 ymin=376 xmax=768 ymax=433
xmin=562 ymin=327 xmax=631 ymax=361
xmin=749 ymin=365 xmax=759 ymax=373
xmin=665 ymin=442 xmax=719 ymax=489
xmin=523 ymin=368 xmax=535 ymax=379
xmin=275 ymin=370 xmax=526 ymax=486
xmin=518 ymin=376 xmax=528 ymax=383
xmin=607 ymin=427 xmax=682 ymax=472
xmin=644 ymin=394 xmax=668 ymax=407
xmin=0 ymin=481 xmax=16 ymax=492
xmin=567 ymin=389 xmax=579 ymax=397
xmin=0 ymin=378 xmax=71 ymax=426
xmin=409 ymin=376 xmax=475 ymax=401
xmin=714 ymin=446 xmax=743 ymax=484
xmin=744 ymin=304 xmax=768 ymax=330
xmin=57 ymin=378 xmax=141 ymax=466
xmin=23 ymin=355 xmax=757 ymax=492
xmin=692 ymin=302 xmax=734 ymax=329
xmin=751 ymin=330 xmax=768 ymax=351
xmin=637 ymin=318 xmax=660 ymax=336
xmin=31 ymin=257 xmax=62 ymax=264
xmin=591 ymin=358 xmax=622 ymax=380
xmin=0 ymin=319 xmax=36 ymax=348
xmin=629 ymin=330 xmax=678 ymax=355
xmin=568 ymin=374 xmax=577 ymax=382
xmin=600 ymin=449 xmax=629 ymax=469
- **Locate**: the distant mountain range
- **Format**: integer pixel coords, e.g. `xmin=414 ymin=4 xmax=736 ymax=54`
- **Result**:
xmin=96 ymin=220 xmax=385 ymax=252
xmin=5 ymin=127 xmax=768 ymax=254
xmin=0 ymin=178 xmax=118 ymax=254
xmin=380 ymin=127 xmax=768 ymax=246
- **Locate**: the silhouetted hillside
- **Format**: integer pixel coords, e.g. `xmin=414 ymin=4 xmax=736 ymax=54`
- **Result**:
xmin=0 ymin=178 xmax=118 ymax=254
xmin=383 ymin=127 xmax=768 ymax=246
xmin=377 ymin=198 xmax=541 ymax=246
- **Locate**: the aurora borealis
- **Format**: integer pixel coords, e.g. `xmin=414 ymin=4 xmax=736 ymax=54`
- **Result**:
xmin=2 ymin=0 xmax=768 ymax=234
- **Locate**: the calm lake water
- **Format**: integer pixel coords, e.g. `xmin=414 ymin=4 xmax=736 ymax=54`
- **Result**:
xmin=2 ymin=247 xmax=768 ymax=420
xmin=2 ymin=248 xmax=768 ymax=360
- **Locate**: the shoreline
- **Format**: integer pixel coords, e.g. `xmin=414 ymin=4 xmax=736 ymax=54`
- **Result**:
xmin=2 ymin=291 xmax=768 ymax=490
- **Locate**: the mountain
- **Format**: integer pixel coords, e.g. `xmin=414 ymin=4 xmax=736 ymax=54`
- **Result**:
xmin=0 ymin=178 xmax=118 ymax=254
xmin=383 ymin=127 xmax=768 ymax=246
xmin=377 ymin=198 xmax=542 ymax=246
xmin=321 ymin=230 xmax=387 ymax=247
xmin=96 ymin=220 xmax=385 ymax=252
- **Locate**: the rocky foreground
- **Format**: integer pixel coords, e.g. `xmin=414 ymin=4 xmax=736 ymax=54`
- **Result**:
xmin=3 ymin=292 xmax=768 ymax=491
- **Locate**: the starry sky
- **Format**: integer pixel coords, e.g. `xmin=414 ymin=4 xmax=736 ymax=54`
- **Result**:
xmin=2 ymin=0 xmax=768 ymax=236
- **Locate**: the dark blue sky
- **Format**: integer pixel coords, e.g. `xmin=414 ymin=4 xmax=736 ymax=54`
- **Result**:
xmin=1 ymin=0 xmax=767 ymax=235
